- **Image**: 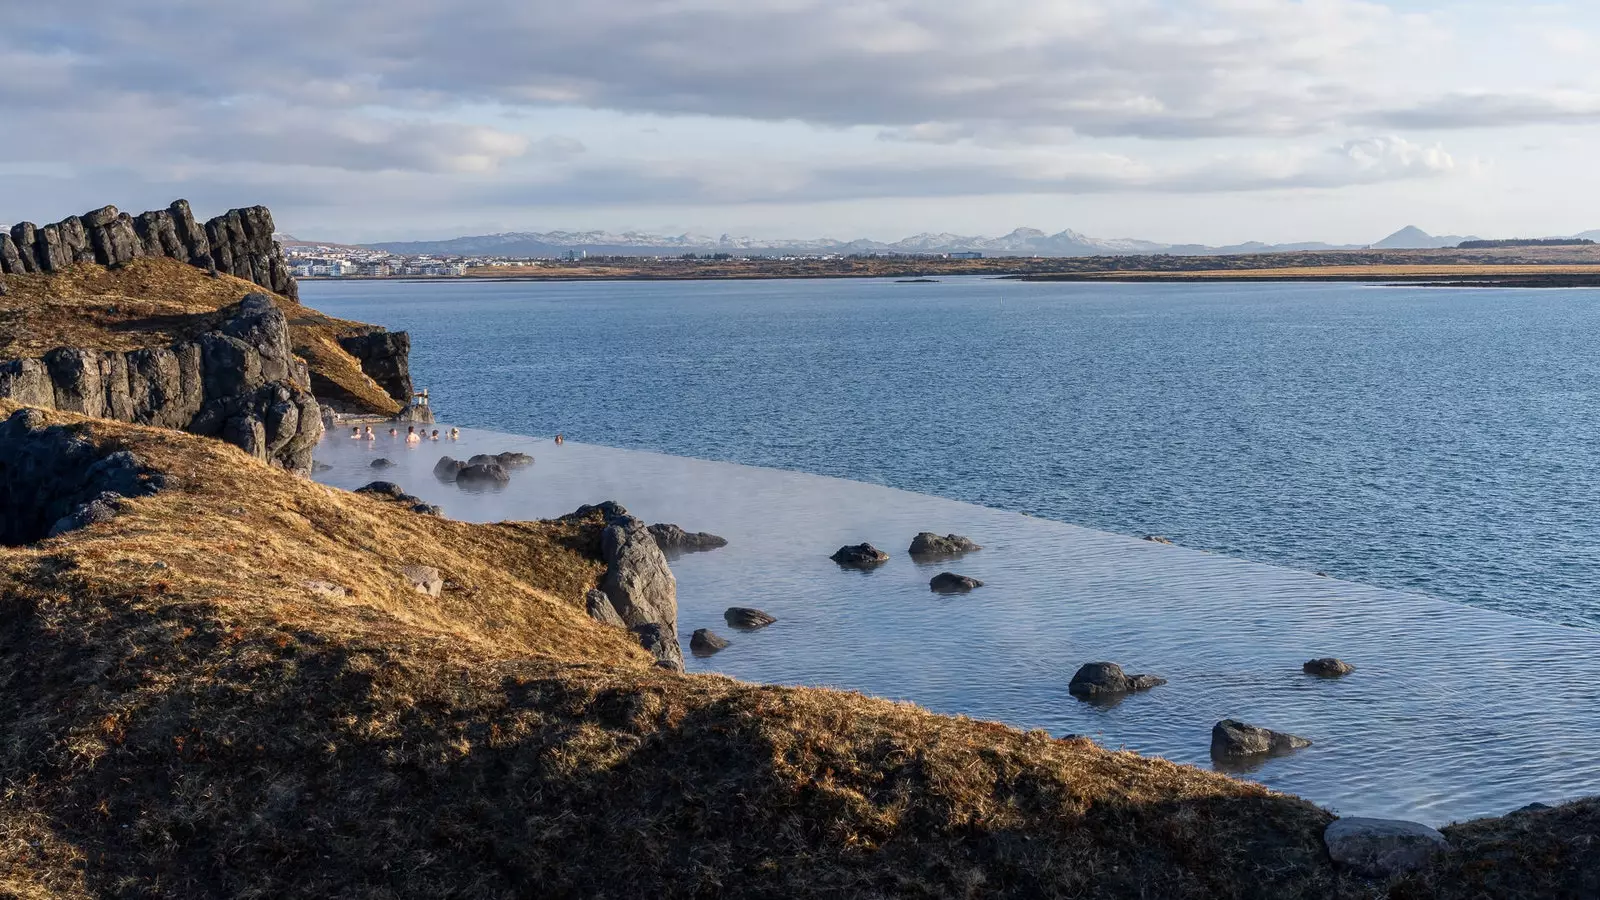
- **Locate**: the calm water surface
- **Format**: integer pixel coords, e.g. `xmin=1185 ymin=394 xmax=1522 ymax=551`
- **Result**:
xmin=314 ymin=429 xmax=1600 ymax=827
xmin=302 ymin=277 xmax=1600 ymax=630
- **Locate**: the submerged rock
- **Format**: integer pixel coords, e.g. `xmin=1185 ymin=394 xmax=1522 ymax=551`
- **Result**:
xmin=456 ymin=463 xmax=509 ymax=487
xmin=1303 ymin=658 xmax=1355 ymax=678
xmin=648 ymin=523 xmax=728 ymax=553
xmin=494 ymin=451 xmax=534 ymax=468
xmin=831 ymin=543 xmax=889 ymax=568
xmin=1069 ymin=662 xmax=1167 ymax=699
xmin=724 ymin=607 xmax=776 ymax=630
xmin=909 ymin=532 xmax=981 ymax=556
xmin=690 ymin=628 xmax=730 ymax=655
xmin=929 ymin=572 xmax=983 ymax=593
xmin=1210 ymin=719 xmax=1312 ymax=758
xmin=1324 ymin=818 xmax=1450 ymax=879
xmin=370 ymin=457 xmax=395 ymax=469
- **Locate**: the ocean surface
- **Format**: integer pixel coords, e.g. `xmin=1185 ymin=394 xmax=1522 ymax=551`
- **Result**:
xmin=303 ymin=276 xmax=1600 ymax=630
xmin=312 ymin=427 xmax=1600 ymax=827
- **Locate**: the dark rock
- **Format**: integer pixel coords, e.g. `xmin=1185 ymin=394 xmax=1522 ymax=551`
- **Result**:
xmin=631 ymin=622 xmax=684 ymax=672
xmin=648 ymin=523 xmax=728 ymax=553
xmin=370 ymin=458 xmax=396 ymax=469
xmin=337 ymin=331 xmax=413 ymax=404
xmin=10 ymin=223 xmax=39 ymax=273
xmin=0 ymin=412 xmax=166 ymax=545
xmin=600 ymin=515 xmax=678 ymax=629
xmin=1143 ymin=535 xmax=1174 ymax=545
xmin=831 ymin=543 xmax=889 ymax=568
xmin=1324 ymin=818 xmax=1450 ymax=879
xmin=1069 ymin=662 xmax=1167 ymax=699
xmin=1303 ymin=658 xmax=1355 ymax=678
xmin=1512 ymin=802 xmax=1553 ymax=815
xmin=58 ymin=216 xmax=93 ymax=264
xmin=168 ymin=199 xmax=214 ymax=268
xmin=0 ymin=232 xmax=25 ymax=274
xmin=930 ymin=572 xmax=983 ymax=593
xmin=35 ymin=223 xmax=69 ymax=272
xmin=456 ymin=463 xmax=510 ymax=487
xmin=909 ymin=532 xmax=981 ymax=556
xmin=724 ymin=607 xmax=776 ymax=630
xmin=586 ymin=589 xmax=625 ymax=628
xmin=410 ymin=502 xmax=443 ymax=516
xmin=690 ymin=628 xmax=730 ymax=655
xmin=467 ymin=454 xmax=499 ymax=467
xmin=494 ymin=451 xmax=534 ymax=468
xmin=433 ymin=456 xmax=467 ymax=481
xmin=355 ymin=481 xmax=407 ymax=499
xmin=394 ymin=403 xmax=434 ymax=424
xmin=1210 ymin=720 xmax=1312 ymax=758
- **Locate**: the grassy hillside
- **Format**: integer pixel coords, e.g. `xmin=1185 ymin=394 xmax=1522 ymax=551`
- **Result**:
xmin=0 ymin=258 xmax=401 ymax=415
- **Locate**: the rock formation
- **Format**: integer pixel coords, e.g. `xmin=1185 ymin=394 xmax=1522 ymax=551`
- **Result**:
xmin=337 ymin=331 xmax=413 ymax=404
xmin=1 ymin=200 xmax=297 ymax=299
xmin=0 ymin=408 xmax=167 ymax=545
xmin=0 ymin=294 xmax=322 ymax=474
xmin=1069 ymin=662 xmax=1167 ymax=699
xmin=582 ymin=503 xmax=683 ymax=671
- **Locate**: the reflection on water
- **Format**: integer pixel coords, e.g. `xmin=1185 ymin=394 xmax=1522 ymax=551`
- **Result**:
xmin=315 ymin=426 xmax=1600 ymax=827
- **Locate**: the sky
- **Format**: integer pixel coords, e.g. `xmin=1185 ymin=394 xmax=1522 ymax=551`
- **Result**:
xmin=3 ymin=0 xmax=1599 ymax=245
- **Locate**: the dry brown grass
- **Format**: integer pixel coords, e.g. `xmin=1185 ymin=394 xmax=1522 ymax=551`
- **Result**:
xmin=0 ymin=258 xmax=400 ymax=415
xmin=0 ymin=403 xmax=1381 ymax=898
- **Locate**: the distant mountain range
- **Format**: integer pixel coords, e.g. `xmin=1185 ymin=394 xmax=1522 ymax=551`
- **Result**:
xmin=312 ymin=225 xmax=1600 ymax=259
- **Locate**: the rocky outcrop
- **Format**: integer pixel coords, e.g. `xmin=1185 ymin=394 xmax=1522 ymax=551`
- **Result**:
xmin=583 ymin=504 xmax=682 ymax=671
xmin=930 ymin=572 xmax=983 ymax=593
xmin=1069 ymin=662 xmax=1167 ymax=699
xmin=0 ymin=294 xmax=321 ymax=474
xmin=1303 ymin=658 xmax=1355 ymax=677
xmin=909 ymin=532 xmax=981 ymax=556
xmin=1210 ymin=720 xmax=1313 ymax=758
xmin=354 ymin=481 xmax=441 ymax=516
xmin=831 ymin=543 xmax=890 ymax=568
xmin=1324 ymin=818 xmax=1450 ymax=879
xmin=0 ymin=408 xmax=168 ymax=545
xmin=1 ymin=200 xmax=297 ymax=299
xmin=337 ymin=331 xmax=413 ymax=404
xmin=648 ymin=523 xmax=728 ymax=553
xmin=586 ymin=589 xmax=626 ymax=628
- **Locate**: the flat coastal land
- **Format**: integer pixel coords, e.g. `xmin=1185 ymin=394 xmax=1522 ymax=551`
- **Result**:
xmin=333 ymin=244 xmax=1600 ymax=286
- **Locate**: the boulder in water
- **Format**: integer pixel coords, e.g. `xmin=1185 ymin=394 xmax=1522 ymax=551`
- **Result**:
xmin=456 ymin=463 xmax=509 ymax=488
xmin=1303 ymin=658 xmax=1355 ymax=678
xmin=370 ymin=457 xmax=395 ymax=469
xmin=1210 ymin=720 xmax=1312 ymax=758
xmin=433 ymin=456 xmax=466 ymax=481
xmin=929 ymin=572 xmax=983 ymax=593
xmin=648 ymin=523 xmax=728 ymax=553
xmin=494 ymin=451 xmax=534 ymax=468
xmin=831 ymin=543 xmax=889 ymax=568
xmin=909 ymin=532 xmax=981 ymax=556
xmin=690 ymin=628 xmax=730 ymax=655
xmin=1069 ymin=662 xmax=1167 ymax=698
xmin=724 ymin=607 xmax=776 ymax=630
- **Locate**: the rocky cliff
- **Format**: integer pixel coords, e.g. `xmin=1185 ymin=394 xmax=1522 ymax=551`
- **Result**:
xmin=0 ymin=294 xmax=321 ymax=473
xmin=1 ymin=199 xmax=297 ymax=299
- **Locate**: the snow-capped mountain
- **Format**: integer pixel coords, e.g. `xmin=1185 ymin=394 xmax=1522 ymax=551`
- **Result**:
xmin=367 ymin=226 xmax=1344 ymax=258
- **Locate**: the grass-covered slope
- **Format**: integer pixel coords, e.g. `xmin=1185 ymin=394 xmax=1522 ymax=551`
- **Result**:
xmin=0 ymin=258 xmax=401 ymax=416
xmin=0 ymin=403 xmax=1364 ymax=898
xmin=0 ymin=405 xmax=1594 ymax=897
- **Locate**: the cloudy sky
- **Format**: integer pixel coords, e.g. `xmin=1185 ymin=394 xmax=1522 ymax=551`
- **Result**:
xmin=3 ymin=0 xmax=1599 ymax=244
